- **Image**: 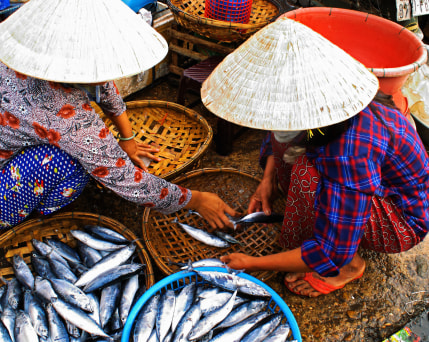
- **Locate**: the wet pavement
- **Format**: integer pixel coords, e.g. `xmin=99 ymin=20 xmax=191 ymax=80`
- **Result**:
xmin=61 ymin=76 xmax=428 ymax=341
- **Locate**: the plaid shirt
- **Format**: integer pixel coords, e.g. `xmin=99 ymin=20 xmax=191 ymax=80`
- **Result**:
xmin=261 ymin=102 xmax=429 ymax=276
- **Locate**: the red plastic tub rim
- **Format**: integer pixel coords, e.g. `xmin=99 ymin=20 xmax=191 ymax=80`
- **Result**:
xmin=283 ymin=7 xmax=428 ymax=78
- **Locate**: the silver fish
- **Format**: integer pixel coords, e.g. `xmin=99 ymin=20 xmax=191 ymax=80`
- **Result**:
xmin=76 ymin=241 xmax=103 ymax=268
xmin=86 ymin=293 xmax=101 ymax=326
xmin=216 ymin=299 xmax=268 ymax=329
xmin=188 ymin=290 xmax=237 ymax=341
xmin=132 ymin=293 xmax=160 ymax=342
xmin=2 ymin=278 xmax=22 ymax=310
xmin=14 ymin=310 xmax=38 ymax=342
xmin=171 ymin=282 xmax=196 ymax=332
xmin=180 ymin=258 xmax=225 ymax=270
xmin=70 ymin=230 xmax=126 ymax=251
xmin=45 ymin=237 xmax=82 ymax=264
xmin=23 ymin=291 xmax=49 ymax=340
xmin=51 ymin=297 xmax=110 ymax=339
xmin=45 ymin=302 xmax=70 ymax=342
xmin=109 ymin=308 xmax=122 ymax=332
xmin=0 ymin=320 xmax=12 ymax=342
xmin=119 ymin=274 xmax=140 ymax=327
xmin=172 ymin=302 xmax=201 ymax=342
xmin=196 ymin=286 xmax=220 ymax=298
xmin=156 ymin=289 xmax=176 ymax=342
xmin=12 ymin=255 xmax=34 ymax=291
xmin=264 ymin=321 xmax=291 ymax=342
xmin=74 ymin=243 xmax=136 ymax=288
xmin=232 ymin=212 xmax=284 ymax=225
xmin=82 ymin=263 xmax=144 ymax=293
xmin=34 ymin=276 xmax=58 ymax=303
xmin=66 ymin=320 xmax=81 ymax=339
xmin=30 ymin=252 xmax=57 ymax=279
xmin=193 ymin=270 xmax=271 ymax=297
xmin=99 ymin=283 xmax=121 ymax=329
xmin=214 ymin=231 xmax=245 ymax=246
xmin=50 ymin=279 xmax=94 ymax=312
xmin=198 ymin=291 xmax=236 ymax=315
xmin=49 ymin=258 xmax=78 ymax=283
xmin=241 ymin=312 xmax=283 ymax=342
xmin=210 ymin=310 xmax=270 ymax=342
xmin=84 ymin=225 xmax=129 ymax=245
xmin=173 ymin=219 xmax=230 ymax=248
xmin=32 ymin=239 xmax=69 ymax=266
xmin=1 ymin=305 xmax=16 ymax=342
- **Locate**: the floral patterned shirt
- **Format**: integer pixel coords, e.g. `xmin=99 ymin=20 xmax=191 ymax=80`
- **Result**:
xmin=0 ymin=62 xmax=191 ymax=214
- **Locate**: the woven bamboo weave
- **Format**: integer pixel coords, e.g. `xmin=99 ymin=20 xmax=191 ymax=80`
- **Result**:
xmin=142 ymin=168 xmax=286 ymax=282
xmin=166 ymin=0 xmax=284 ymax=42
xmin=0 ymin=212 xmax=155 ymax=288
xmin=95 ymin=100 xmax=213 ymax=181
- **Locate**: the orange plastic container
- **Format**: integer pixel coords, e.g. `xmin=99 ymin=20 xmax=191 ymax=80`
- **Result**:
xmin=284 ymin=7 xmax=428 ymax=114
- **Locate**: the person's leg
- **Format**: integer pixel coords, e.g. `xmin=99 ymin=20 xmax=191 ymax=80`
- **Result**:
xmin=0 ymin=144 xmax=90 ymax=229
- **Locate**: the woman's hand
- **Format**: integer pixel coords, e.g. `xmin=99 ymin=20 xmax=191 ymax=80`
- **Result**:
xmin=119 ymin=139 xmax=161 ymax=172
xmin=220 ymin=253 xmax=258 ymax=271
xmin=185 ymin=191 xmax=238 ymax=229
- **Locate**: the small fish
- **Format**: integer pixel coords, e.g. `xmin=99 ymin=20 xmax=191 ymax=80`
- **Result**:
xmin=172 ymin=301 xmax=201 ymax=342
xmin=188 ymin=290 xmax=237 ymax=341
xmin=156 ymin=289 xmax=176 ymax=342
xmin=216 ymin=299 xmax=268 ymax=329
xmin=99 ymin=283 xmax=122 ymax=329
xmin=76 ymin=241 xmax=103 ymax=268
xmin=1 ymin=277 xmax=22 ymax=310
xmin=132 ymin=293 xmax=160 ymax=342
xmin=32 ymin=239 xmax=69 ymax=266
xmin=214 ymin=231 xmax=245 ymax=246
xmin=119 ymin=274 xmax=140 ymax=327
xmin=232 ymin=212 xmax=284 ymax=225
xmin=1 ymin=305 xmax=16 ymax=342
xmin=51 ymin=297 xmax=110 ymax=338
xmin=179 ymin=258 xmax=226 ymax=270
xmin=45 ymin=302 xmax=72 ymax=342
xmin=49 ymin=279 xmax=94 ymax=312
xmin=264 ymin=321 xmax=291 ymax=342
xmin=173 ymin=219 xmax=230 ymax=248
xmin=82 ymin=263 xmax=144 ymax=293
xmin=171 ymin=282 xmax=196 ymax=332
xmin=14 ymin=310 xmax=39 ymax=342
xmin=44 ymin=237 xmax=82 ymax=264
xmin=34 ymin=276 xmax=58 ymax=303
xmin=241 ymin=312 xmax=283 ymax=342
xmin=31 ymin=252 xmax=57 ymax=280
xmin=48 ymin=258 xmax=78 ymax=283
xmin=74 ymin=243 xmax=136 ymax=288
xmin=210 ymin=310 xmax=270 ymax=342
xmin=84 ymin=225 xmax=129 ymax=245
xmin=24 ymin=291 xmax=49 ymax=340
xmin=70 ymin=230 xmax=127 ymax=251
xmin=12 ymin=255 xmax=34 ymax=291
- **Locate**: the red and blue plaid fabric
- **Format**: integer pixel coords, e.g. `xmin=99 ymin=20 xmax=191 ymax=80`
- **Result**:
xmin=261 ymin=101 xmax=429 ymax=277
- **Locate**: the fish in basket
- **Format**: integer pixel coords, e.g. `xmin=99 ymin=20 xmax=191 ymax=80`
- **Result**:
xmin=0 ymin=212 xmax=154 ymax=341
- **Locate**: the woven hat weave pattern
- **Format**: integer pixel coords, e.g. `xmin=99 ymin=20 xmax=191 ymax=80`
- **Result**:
xmin=201 ymin=17 xmax=379 ymax=131
xmin=0 ymin=0 xmax=168 ymax=83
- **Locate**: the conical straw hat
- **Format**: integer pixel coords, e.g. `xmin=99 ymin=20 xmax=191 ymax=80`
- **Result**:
xmin=0 ymin=0 xmax=168 ymax=83
xmin=201 ymin=17 xmax=379 ymax=131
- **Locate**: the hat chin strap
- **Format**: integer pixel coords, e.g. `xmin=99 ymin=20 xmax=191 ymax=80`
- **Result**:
xmin=273 ymin=131 xmax=301 ymax=143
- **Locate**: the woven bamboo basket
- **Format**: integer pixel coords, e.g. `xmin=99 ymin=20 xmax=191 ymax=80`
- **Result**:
xmin=0 ymin=212 xmax=155 ymax=289
xmin=142 ymin=168 xmax=286 ymax=282
xmin=95 ymin=100 xmax=213 ymax=181
xmin=166 ymin=0 xmax=285 ymax=42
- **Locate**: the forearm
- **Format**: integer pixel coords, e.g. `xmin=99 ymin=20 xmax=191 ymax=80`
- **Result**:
xmin=245 ymin=248 xmax=312 ymax=273
xmin=110 ymin=111 xmax=133 ymax=139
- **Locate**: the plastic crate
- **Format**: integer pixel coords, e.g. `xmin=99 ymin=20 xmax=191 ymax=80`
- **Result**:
xmin=122 ymin=267 xmax=302 ymax=342
xmin=204 ymin=0 xmax=252 ymax=23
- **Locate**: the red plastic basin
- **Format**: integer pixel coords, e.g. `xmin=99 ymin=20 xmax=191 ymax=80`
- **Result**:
xmin=284 ymin=7 xmax=428 ymax=113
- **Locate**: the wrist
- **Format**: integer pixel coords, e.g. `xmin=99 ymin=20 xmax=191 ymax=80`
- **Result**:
xmin=116 ymin=131 xmax=136 ymax=141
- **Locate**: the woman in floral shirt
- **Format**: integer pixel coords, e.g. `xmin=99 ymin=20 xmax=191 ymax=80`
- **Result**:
xmin=0 ymin=0 xmax=236 ymax=229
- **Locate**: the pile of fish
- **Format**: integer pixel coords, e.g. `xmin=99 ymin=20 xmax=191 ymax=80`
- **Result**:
xmin=0 ymin=225 xmax=147 ymax=341
xmin=132 ymin=265 xmax=298 ymax=342
xmin=174 ymin=211 xmax=284 ymax=249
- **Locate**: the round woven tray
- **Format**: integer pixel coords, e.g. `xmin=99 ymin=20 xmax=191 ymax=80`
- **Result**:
xmin=166 ymin=0 xmax=285 ymax=42
xmin=95 ymin=100 xmax=213 ymax=181
xmin=142 ymin=168 xmax=286 ymax=282
xmin=0 ymin=212 xmax=155 ymax=289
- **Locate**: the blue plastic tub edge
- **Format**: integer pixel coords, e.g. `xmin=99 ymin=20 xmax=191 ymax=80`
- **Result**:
xmin=122 ymin=267 xmax=302 ymax=342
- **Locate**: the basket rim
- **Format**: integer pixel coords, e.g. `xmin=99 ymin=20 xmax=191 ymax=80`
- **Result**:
xmin=0 ymin=211 xmax=156 ymax=288
xmin=105 ymin=99 xmax=213 ymax=181
xmin=166 ymin=0 xmax=284 ymax=30
xmin=121 ymin=267 xmax=302 ymax=342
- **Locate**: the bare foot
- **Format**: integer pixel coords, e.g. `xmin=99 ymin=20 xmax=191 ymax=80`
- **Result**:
xmin=284 ymin=253 xmax=366 ymax=297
